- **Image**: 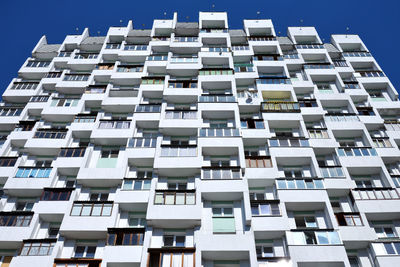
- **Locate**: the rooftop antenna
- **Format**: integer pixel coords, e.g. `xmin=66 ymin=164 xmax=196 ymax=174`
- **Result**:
xmin=300 ymin=19 xmax=303 ymax=30
xmin=346 ymin=27 xmax=350 ymax=38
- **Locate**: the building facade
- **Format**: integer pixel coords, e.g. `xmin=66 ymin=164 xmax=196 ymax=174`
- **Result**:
xmin=0 ymin=11 xmax=399 ymax=267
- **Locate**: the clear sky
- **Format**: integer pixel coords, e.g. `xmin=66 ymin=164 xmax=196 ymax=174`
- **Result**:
xmin=0 ymin=0 xmax=399 ymax=96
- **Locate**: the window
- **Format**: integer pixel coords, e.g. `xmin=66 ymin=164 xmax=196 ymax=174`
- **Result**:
xmin=135 ymin=105 xmax=161 ymax=113
xmin=0 ymin=157 xmax=17 ymax=167
xmin=245 ymin=157 xmax=272 ymax=168
xmin=147 ymin=55 xmax=168 ymax=61
xmin=101 ymin=149 xmax=119 ymax=159
xmin=26 ymin=60 xmax=50 ymax=67
xmin=20 ymin=242 xmax=55 ymax=256
xmin=337 ymin=147 xmax=377 ymax=157
xmin=292 ymin=231 xmax=341 ymax=245
xmin=212 ymin=207 xmax=235 ymax=233
xmin=48 ymin=227 xmax=59 ymax=238
xmin=0 ymin=108 xmax=22 ymax=116
xmin=98 ymin=120 xmax=130 ymax=129
xmin=34 ymin=130 xmax=67 ymax=139
xmin=74 ymin=53 xmax=98 ymax=59
xmin=295 ymin=216 xmax=318 ymax=228
xmin=308 ymin=129 xmax=329 ymax=139
xmin=200 ymin=128 xmax=240 ymax=137
xmin=70 ymin=202 xmax=113 ymax=216
xmin=373 ymin=138 xmax=392 ymax=148
xmin=372 ymin=242 xmax=400 ymax=256
xmin=74 ymin=115 xmax=96 ymax=123
xmin=374 ymin=226 xmax=397 ymax=238
xmin=51 ymin=98 xmax=79 ymax=107
xmin=277 ymin=179 xmax=324 ymax=189
xmin=199 ymin=69 xmax=233 ymax=75
xmin=168 ymin=81 xmax=197 ymax=88
xmin=15 ymin=167 xmax=52 ymax=178
xmin=15 ymin=202 xmax=34 ymax=211
xmin=241 ymin=120 xmax=264 ymax=129
xmin=30 ymin=95 xmax=49 ymax=102
xmin=105 ymin=43 xmax=121 ymax=49
xmin=251 ymin=203 xmax=280 ymax=216
xmin=124 ymin=44 xmax=147 ymax=50
xmin=63 ymin=74 xmax=90 ymax=81
xmin=11 ymin=82 xmax=38 ymax=90
xmin=348 ymin=256 xmax=360 ymax=267
xmin=107 ymin=230 xmax=144 ymax=246
xmin=202 ymin=168 xmax=241 ymax=179
xmin=59 ymin=148 xmax=86 ymax=157
xmin=256 ymin=245 xmax=274 ymax=258
xmin=41 ymin=190 xmax=72 ymax=201
xmin=0 ymin=214 xmax=32 ymax=226
xmin=335 ymin=213 xmax=363 ymax=226
xmin=165 ymin=111 xmax=197 ymax=119
xmin=268 ymin=138 xmax=309 ymax=147
xmin=154 ymin=191 xmax=195 ymax=205
xmin=163 ymin=235 xmax=186 ymax=247
xmin=89 ymin=193 xmax=109 ymax=201
xmin=128 ymin=216 xmax=147 ymax=227
xmin=160 ymin=147 xmax=197 ymax=157
xmin=122 ymin=179 xmax=151 ymax=190
xmin=352 ymin=188 xmax=400 ymax=200
xmin=74 ymin=246 xmax=96 ymax=258
xmin=142 ymin=78 xmax=164 ymax=85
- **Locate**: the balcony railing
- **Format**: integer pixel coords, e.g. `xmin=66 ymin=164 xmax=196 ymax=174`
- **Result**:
xmin=333 ymin=60 xmax=348 ymax=67
xmin=200 ymin=29 xmax=228 ymax=33
xmin=170 ymin=57 xmax=198 ymax=63
xmin=29 ymin=96 xmax=49 ymax=102
xmin=202 ymin=47 xmax=229 ymax=52
xmin=11 ymin=82 xmax=39 ymax=90
xmin=0 ymin=212 xmax=33 ymax=227
xmin=199 ymin=69 xmax=233 ymax=75
xmin=261 ymin=101 xmax=300 ymax=112
xmin=199 ymin=128 xmax=240 ymax=137
xmin=98 ymin=120 xmax=131 ymax=129
xmin=123 ymin=45 xmax=147 ymax=51
xmin=128 ymin=137 xmax=157 ymax=148
xmin=352 ymin=188 xmax=400 ymax=200
xmin=74 ymin=53 xmax=98 ymax=59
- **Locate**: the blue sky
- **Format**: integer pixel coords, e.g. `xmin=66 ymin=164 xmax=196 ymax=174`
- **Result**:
xmin=0 ymin=0 xmax=399 ymax=95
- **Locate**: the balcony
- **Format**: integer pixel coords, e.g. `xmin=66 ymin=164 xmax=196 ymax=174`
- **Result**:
xmin=198 ymin=95 xmax=236 ymax=103
xmin=261 ymin=102 xmax=300 ymax=113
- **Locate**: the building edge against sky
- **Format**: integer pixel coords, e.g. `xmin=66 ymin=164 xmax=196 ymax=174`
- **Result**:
xmin=0 ymin=11 xmax=399 ymax=267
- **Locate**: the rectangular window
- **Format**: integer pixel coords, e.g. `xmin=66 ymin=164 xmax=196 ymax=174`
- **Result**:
xmin=163 ymin=235 xmax=186 ymax=247
xmin=122 ymin=179 xmax=151 ymax=190
xmin=15 ymin=167 xmax=52 ymax=178
xmin=0 ymin=215 xmax=32 ymax=227
xmin=26 ymin=60 xmax=50 ymax=67
xmin=70 ymin=203 xmax=113 ymax=216
xmin=34 ymin=130 xmax=67 ymax=139
xmin=59 ymin=148 xmax=86 ymax=157
xmin=63 ymin=74 xmax=90 ymax=81
xmin=154 ymin=191 xmax=195 ymax=205
xmin=11 ymin=82 xmax=38 ymax=90
xmin=251 ymin=203 xmax=280 ymax=216
xmin=107 ymin=231 xmax=144 ymax=246
xmin=41 ymin=190 xmax=71 ymax=201
xmin=245 ymin=158 xmax=272 ymax=168
xmin=20 ymin=242 xmax=55 ymax=256
xmin=0 ymin=157 xmax=17 ymax=167
xmin=0 ymin=108 xmax=22 ymax=116
xmin=74 ymin=246 xmax=96 ymax=258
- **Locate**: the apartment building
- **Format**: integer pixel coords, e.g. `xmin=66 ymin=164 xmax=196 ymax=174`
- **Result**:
xmin=0 ymin=11 xmax=399 ymax=267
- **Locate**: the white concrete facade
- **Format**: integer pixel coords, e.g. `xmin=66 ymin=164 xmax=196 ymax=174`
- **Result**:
xmin=0 ymin=11 xmax=398 ymax=267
